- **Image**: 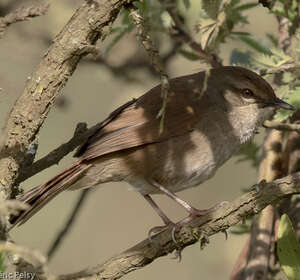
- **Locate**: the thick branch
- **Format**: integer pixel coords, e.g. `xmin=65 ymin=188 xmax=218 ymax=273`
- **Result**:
xmin=0 ymin=4 xmax=49 ymax=38
xmin=58 ymin=172 xmax=300 ymax=280
xmin=0 ymin=0 xmax=135 ymax=199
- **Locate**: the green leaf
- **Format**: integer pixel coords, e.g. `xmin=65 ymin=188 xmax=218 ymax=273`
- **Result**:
xmin=179 ymin=49 xmax=200 ymax=61
xmin=253 ymin=47 xmax=293 ymax=69
xmin=202 ymin=0 xmax=222 ymax=19
xmin=282 ymin=72 xmax=295 ymax=84
xmin=234 ymin=2 xmax=258 ymax=11
xmin=277 ymin=214 xmax=300 ymax=280
xmin=231 ymin=31 xmax=251 ymax=36
xmin=274 ymin=87 xmax=300 ymax=122
xmin=238 ymin=35 xmax=271 ymax=54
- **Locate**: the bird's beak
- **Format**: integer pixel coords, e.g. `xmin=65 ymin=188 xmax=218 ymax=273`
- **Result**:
xmin=272 ymin=97 xmax=295 ymax=110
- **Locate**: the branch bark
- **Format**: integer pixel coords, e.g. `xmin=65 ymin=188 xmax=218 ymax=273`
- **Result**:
xmin=0 ymin=0 xmax=135 ymax=200
xmin=58 ymin=172 xmax=300 ymax=280
xmin=0 ymin=4 xmax=49 ymax=38
xmin=263 ymin=120 xmax=300 ymax=133
xmin=17 ymin=123 xmax=92 ymax=184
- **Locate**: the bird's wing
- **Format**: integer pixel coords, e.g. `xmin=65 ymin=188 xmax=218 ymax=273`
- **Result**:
xmin=78 ymin=73 xmax=211 ymax=161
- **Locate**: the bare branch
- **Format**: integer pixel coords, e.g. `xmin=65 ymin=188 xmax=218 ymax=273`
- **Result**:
xmin=0 ymin=0 xmax=136 ymax=200
xmin=0 ymin=4 xmax=49 ymax=38
xmin=17 ymin=97 xmax=136 ymax=185
xmin=17 ymin=123 xmax=93 ymax=184
xmin=58 ymin=172 xmax=300 ymax=280
xmin=129 ymin=6 xmax=170 ymax=133
xmin=263 ymin=120 xmax=300 ymax=133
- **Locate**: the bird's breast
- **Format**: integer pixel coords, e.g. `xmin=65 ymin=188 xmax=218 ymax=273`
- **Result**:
xmin=124 ymin=122 xmax=243 ymax=194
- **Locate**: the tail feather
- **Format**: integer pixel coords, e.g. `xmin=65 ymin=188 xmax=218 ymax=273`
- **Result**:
xmin=10 ymin=162 xmax=92 ymax=228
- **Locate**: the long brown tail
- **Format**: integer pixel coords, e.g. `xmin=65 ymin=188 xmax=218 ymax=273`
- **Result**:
xmin=10 ymin=161 xmax=92 ymax=229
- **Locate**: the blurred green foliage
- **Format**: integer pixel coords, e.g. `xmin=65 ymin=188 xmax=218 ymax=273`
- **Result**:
xmin=277 ymin=214 xmax=300 ymax=280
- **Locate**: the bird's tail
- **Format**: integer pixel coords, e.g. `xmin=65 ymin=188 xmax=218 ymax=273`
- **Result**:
xmin=9 ymin=161 xmax=92 ymax=229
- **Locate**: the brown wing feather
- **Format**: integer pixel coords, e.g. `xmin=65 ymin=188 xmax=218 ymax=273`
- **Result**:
xmin=78 ymin=72 xmax=209 ymax=161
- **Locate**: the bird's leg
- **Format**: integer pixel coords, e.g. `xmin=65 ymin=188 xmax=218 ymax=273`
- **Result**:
xmin=143 ymin=194 xmax=176 ymax=240
xmin=150 ymin=180 xmax=226 ymax=227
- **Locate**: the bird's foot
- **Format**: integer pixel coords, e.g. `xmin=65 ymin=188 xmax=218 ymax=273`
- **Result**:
xmin=148 ymin=201 xmax=229 ymax=243
xmin=148 ymin=222 xmax=179 ymax=243
xmin=147 ymin=198 xmax=229 ymax=243
xmin=176 ymin=201 xmax=228 ymax=227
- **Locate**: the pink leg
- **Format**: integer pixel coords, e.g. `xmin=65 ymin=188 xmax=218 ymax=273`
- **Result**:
xmin=150 ymin=180 xmax=227 ymax=226
xmin=143 ymin=194 xmax=176 ymax=240
xmin=144 ymin=194 xmax=173 ymax=225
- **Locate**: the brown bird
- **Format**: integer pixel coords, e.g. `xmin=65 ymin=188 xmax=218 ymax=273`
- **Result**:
xmin=10 ymin=66 xmax=293 ymax=235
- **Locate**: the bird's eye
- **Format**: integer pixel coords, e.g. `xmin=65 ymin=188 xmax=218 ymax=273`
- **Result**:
xmin=242 ymin=88 xmax=254 ymax=97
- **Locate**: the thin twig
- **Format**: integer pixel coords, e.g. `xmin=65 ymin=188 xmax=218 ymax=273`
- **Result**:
xmin=47 ymin=189 xmax=91 ymax=260
xmin=129 ymin=6 xmax=170 ymax=133
xmin=263 ymin=120 xmax=300 ymax=133
xmin=159 ymin=0 xmax=222 ymax=68
xmin=58 ymin=172 xmax=300 ymax=280
xmin=17 ymin=123 xmax=96 ymax=184
xmin=0 ymin=4 xmax=49 ymax=38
